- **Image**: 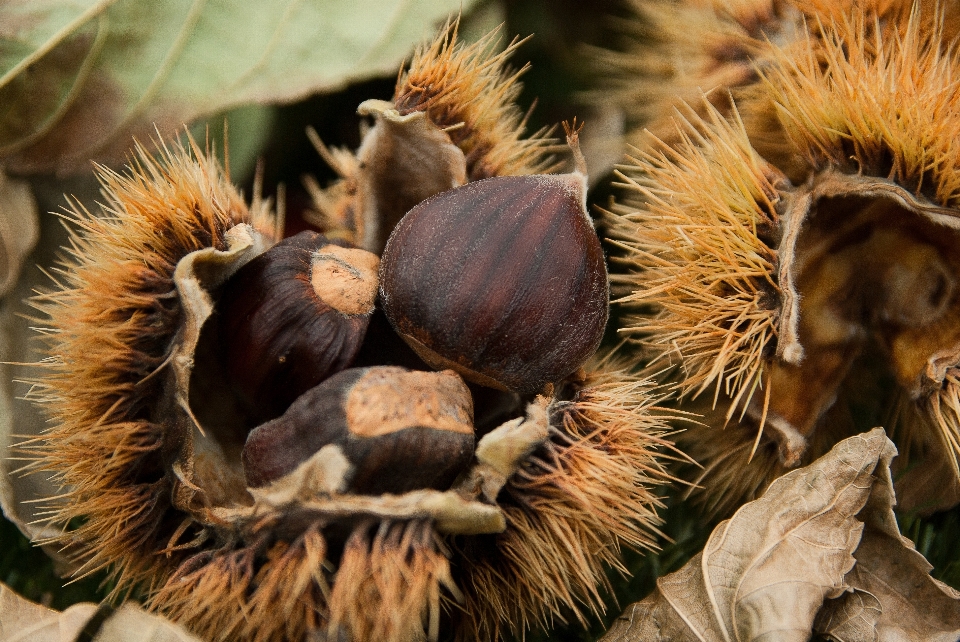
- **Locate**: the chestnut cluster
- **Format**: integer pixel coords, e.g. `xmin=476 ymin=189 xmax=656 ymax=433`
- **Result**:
xmin=213 ymin=174 xmax=609 ymax=494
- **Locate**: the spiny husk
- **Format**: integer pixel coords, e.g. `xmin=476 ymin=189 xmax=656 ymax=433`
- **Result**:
xmin=327 ymin=520 xmax=458 ymax=642
xmin=593 ymin=0 xmax=797 ymax=141
xmin=21 ymin=23 xmax=679 ymax=640
xmin=673 ymin=372 xmax=867 ymax=516
xmin=740 ymin=3 xmax=960 ymax=473
xmin=609 ymin=103 xmax=782 ymax=412
xmin=24 ymin=139 xmax=675 ymax=640
xmin=791 ymin=0 xmax=960 ymax=48
xmin=149 ymin=520 xmax=457 ymax=642
xmin=889 ymin=384 xmax=960 ymax=512
xmin=744 ymin=4 xmax=960 ymax=199
xmin=306 ymin=22 xmax=557 ymax=247
xmin=610 ymin=6 xmax=960 ymax=512
xmin=929 ymin=374 xmax=960 ymax=478
xmin=450 ymin=358 xmax=679 ymax=640
xmin=24 ymin=139 xmax=277 ymax=591
xmin=596 ymin=0 xmax=960 ymax=154
xmin=678 ymin=349 xmax=960 ymax=516
xmin=394 ymin=21 xmax=556 ymax=181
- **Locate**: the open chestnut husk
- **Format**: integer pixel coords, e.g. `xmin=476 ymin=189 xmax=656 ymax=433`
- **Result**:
xmin=608 ymin=7 xmax=960 ymax=515
xmin=23 ymin=23 xmax=677 ymax=642
xmin=242 ymin=366 xmax=475 ymax=493
xmin=379 ymin=128 xmax=609 ymax=395
xmin=216 ymin=230 xmax=379 ymax=422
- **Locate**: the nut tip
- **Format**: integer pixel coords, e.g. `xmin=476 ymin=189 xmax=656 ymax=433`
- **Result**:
xmin=563 ymin=118 xmax=588 ymax=177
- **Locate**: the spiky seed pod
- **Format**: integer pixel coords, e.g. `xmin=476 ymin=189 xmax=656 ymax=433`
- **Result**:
xmin=22 ymin=143 xmax=471 ymax=642
xmin=23 ymin=139 xmax=278 ymax=591
xmin=449 ymin=357 xmax=677 ymax=640
xmin=593 ymin=0 xmax=960 ymax=171
xmin=392 ymin=22 xmax=556 ymax=182
xmin=326 ymin=520 xmax=460 ymax=641
xmin=150 ymin=518 xmax=457 ymax=642
xmin=24 ymin=138 xmax=676 ymax=641
xmin=592 ymin=0 xmax=797 ymax=141
xmin=609 ymin=7 xmax=960 ymax=513
xmin=612 ymin=105 xmax=781 ymax=410
xmin=304 ymin=21 xmax=557 ymax=251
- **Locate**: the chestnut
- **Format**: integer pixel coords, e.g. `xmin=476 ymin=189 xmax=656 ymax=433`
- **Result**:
xmin=241 ymin=366 xmax=476 ymax=494
xmin=378 ymin=167 xmax=609 ymax=395
xmin=216 ymin=231 xmax=379 ymax=422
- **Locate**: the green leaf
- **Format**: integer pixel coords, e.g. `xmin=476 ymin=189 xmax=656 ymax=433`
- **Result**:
xmin=0 ymin=0 xmax=477 ymax=174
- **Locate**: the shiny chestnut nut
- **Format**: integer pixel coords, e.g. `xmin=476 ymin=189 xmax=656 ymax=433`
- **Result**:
xmin=379 ymin=139 xmax=608 ymax=395
xmin=241 ymin=366 xmax=476 ymax=494
xmin=217 ymin=230 xmax=379 ymax=422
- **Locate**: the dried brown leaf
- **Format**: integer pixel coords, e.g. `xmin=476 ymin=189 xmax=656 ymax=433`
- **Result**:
xmin=816 ymin=530 xmax=960 ymax=642
xmin=0 ymin=171 xmax=38 ymax=298
xmin=814 ymin=588 xmax=884 ymax=642
xmin=601 ymin=429 xmax=910 ymax=642
xmin=0 ymin=582 xmax=203 ymax=642
xmin=814 ymin=423 xmax=960 ymax=641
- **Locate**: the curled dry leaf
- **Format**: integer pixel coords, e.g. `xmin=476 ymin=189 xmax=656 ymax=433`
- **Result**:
xmin=814 ymin=430 xmax=960 ymax=641
xmin=0 ymin=170 xmax=38 ymax=298
xmin=816 ymin=531 xmax=960 ymax=642
xmin=600 ymin=429 xmax=960 ymax=642
xmin=0 ymin=0 xmax=478 ymax=174
xmin=0 ymin=582 xmax=203 ymax=642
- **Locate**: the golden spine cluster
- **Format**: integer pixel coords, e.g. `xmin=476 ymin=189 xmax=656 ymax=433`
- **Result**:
xmin=394 ymin=23 xmax=557 ymax=180
xmin=452 ymin=362 xmax=675 ymax=639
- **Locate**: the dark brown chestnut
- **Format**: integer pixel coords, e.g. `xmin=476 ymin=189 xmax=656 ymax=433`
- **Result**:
xmin=378 ymin=155 xmax=608 ymax=395
xmin=216 ymin=230 xmax=379 ymax=422
xmin=241 ymin=366 xmax=476 ymax=493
